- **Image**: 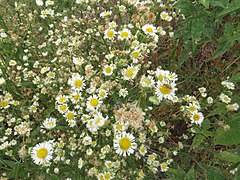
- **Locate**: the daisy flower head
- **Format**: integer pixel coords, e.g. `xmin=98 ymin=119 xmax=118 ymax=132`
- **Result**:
xmin=160 ymin=11 xmax=169 ymax=20
xmin=68 ymin=73 xmax=85 ymax=91
xmin=155 ymin=68 xmax=178 ymax=82
xmin=31 ymin=141 xmax=53 ymax=165
xmin=57 ymin=104 xmax=68 ymax=114
xmin=114 ymin=132 xmax=137 ymax=156
xmin=140 ymin=75 xmax=155 ymax=88
xmin=119 ymin=88 xmax=128 ymax=98
xmin=71 ymin=91 xmax=82 ymax=103
xmin=87 ymin=95 xmax=102 ymax=111
xmin=142 ymin=24 xmax=157 ymax=36
xmin=98 ymin=89 xmax=108 ymax=99
xmin=187 ymin=102 xmax=200 ymax=114
xmin=56 ymin=95 xmax=68 ymax=104
xmin=72 ymin=57 xmax=84 ymax=66
xmin=122 ymin=65 xmax=139 ymax=81
xmin=226 ymin=103 xmax=239 ymax=111
xmin=131 ymin=49 xmax=141 ymax=60
xmin=42 ymin=117 xmax=57 ymax=130
xmin=221 ymin=80 xmax=235 ymax=90
xmin=118 ymin=28 xmax=131 ymax=40
xmin=103 ymin=64 xmax=116 ymax=76
xmin=65 ymin=110 xmax=76 ymax=122
xmin=160 ymin=162 xmax=169 ymax=172
xmin=190 ymin=112 xmax=204 ymax=125
xmin=219 ymin=93 xmax=231 ymax=104
xmin=104 ymin=29 xmax=116 ymax=40
xmin=155 ymin=80 xmax=177 ymax=101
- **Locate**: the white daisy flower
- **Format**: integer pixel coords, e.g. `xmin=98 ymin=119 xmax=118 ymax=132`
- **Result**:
xmin=142 ymin=24 xmax=157 ymax=36
xmin=31 ymin=141 xmax=53 ymax=165
xmin=130 ymin=49 xmax=141 ymax=60
xmin=98 ymin=89 xmax=108 ymax=99
xmin=36 ymin=0 xmax=44 ymax=6
xmin=9 ymin=60 xmax=17 ymax=66
xmin=139 ymin=145 xmax=147 ymax=156
xmin=42 ymin=117 xmax=57 ymax=130
xmin=219 ymin=93 xmax=231 ymax=104
xmin=155 ymin=69 xmax=178 ymax=82
xmin=104 ymin=29 xmax=116 ymax=40
xmin=226 ymin=103 xmax=239 ymax=111
xmin=72 ymin=57 xmax=84 ymax=66
xmin=86 ymin=95 xmax=102 ymax=111
xmin=190 ymin=112 xmax=204 ymax=125
xmin=160 ymin=162 xmax=169 ymax=172
xmin=221 ymin=80 xmax=235 ymax=90
xmin=160 ymin=11 xmax=169 ymax=20
xmin=56 ymin=95 xmax=68 ymax=104
xmin=118 ymin=28 xmax=131 ymax=40
xmin=140 ymin=75 xmax=155 ymax=88
xmin=187 ymin=102 xmax=200 ymax=113
xmin=155 ymin=80 xmax=177 ymax=101
xmin=114 ymin=132 xmax=137 ymax=156
xmin=198 ymin=87 xmax=206 ymax=93
xmin=57 ymin=104 xmax=68 ymax=114
xmin=71 ymin=91 xmax=82 ymax=103
xmin=68 ymin=73 xmax=85 ymax=91
xmin=119 ymin=88 xmax=128 ymax=98
xmin=122 ymin=65 xmax=139 ymax=81
xmin=103 ymin=64 xmax=116 ymax=76
xmin=65 ymin=110 xmax=76 ymax=121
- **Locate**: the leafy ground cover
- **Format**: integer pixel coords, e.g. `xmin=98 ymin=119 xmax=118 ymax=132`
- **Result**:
xmin=0 ymin=0 xmax=239 ymax=179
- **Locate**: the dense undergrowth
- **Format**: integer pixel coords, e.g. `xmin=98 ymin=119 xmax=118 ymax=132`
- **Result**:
xmin=0 ymin=0 xmax=239 ymax=179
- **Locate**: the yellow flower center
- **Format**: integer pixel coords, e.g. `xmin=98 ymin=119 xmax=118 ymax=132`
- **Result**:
xmin=74 ymin=94 xmax=80 ymax=101
xmin=159 ymin=84 xmax=172 ymax=94
xmin=59 ymin=97 xmax=66 ymax=103
xmin=119 ymin=137 xmax=131 ymax=151
xmin=105 ymin=174 xmax=111 ymax=180
xmin=143 ymin=78 xmax=151 ymax=85
xmin=161 ymin=14 xmax=168 ymax=19
xmin=96 ymin=118 xmax=102 ymax=124
xmin=161 ymin=163 xmax=167 ymax=170
xmin=107 ymin=30 xmax=114 ymax=38
xmin=125 ymin=68 xmax=135 ymax=78
xmin=105 ymin=67 xmax=112 ymax=74
xmin=66 ymin=112 xmax=74 ymax=120
xmin=36 ymin=148 xmax=48 ymax=159
xmin=131 ymin=51 xmax=139 ymax=58
xmin=74 ymin=79 xmax=83 ymax=88
xmin=0 ymin=100 xmax=8 ymax=107
xmin=193 ymin=114 xmax=200 ymax=121
xmin=90 ymin=98 xmax=99 ymax=107
xmin=59 ymin=105 xmax=67 ymax=112
xmin=189 ymin=106 xmax=196 ymax=112
xmin=120 ymin=31 xmax=129 ymax=38
xmin=146 ymin=27 xmax=153 ymax=33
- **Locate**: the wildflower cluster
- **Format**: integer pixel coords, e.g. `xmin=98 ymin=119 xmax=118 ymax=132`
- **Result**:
xmin=0 ymin=0 xmax=238 ymax=179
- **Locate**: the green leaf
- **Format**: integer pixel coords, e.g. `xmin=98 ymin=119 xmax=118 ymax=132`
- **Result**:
xmin=21 ymin=82 xmax=36 ymax=88
xmin=215 ymin=128 xmax=240 ymax=145
xmin=184 ymin=166 xmax=195 ymax=180
xmin=216 ymin=151 xmax=240 ymax=163
xmin=207 ymin=105 xmax=226 ymax=117
xmin=198 ymin=0 xmax=210 ymax=8
xmin=211 ymin=29 xmax=240 ymax=60
xmin=200 ymin=164 xmax=226 ymax=180
xmin=218 ymin=0 xmax=240 ymax=16
xmin=229 ymin=72 xmax=240 ymax=83
xmin=235 ymin=168 xmax=240 ymax=180
xmin=210 ymin=0 xmax=229 ymax=8
xmin=191 ymin=134 xmax=205 ymax=150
